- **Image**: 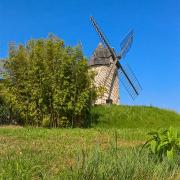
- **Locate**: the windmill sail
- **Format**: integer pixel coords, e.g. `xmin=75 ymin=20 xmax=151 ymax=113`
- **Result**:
xmin=118 ymin=62 xmax=142 ymax=100
xmin=90 ymin=16 xmax=142 ymax=102
xmin=119 ymin=30 xmax=134 ymax=59
xmin=90 ymin=16 xmax=116 ymax=60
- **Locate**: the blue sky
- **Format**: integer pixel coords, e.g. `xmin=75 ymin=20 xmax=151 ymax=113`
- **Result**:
xmin=0 ymin=0 xmax=180 ymax=112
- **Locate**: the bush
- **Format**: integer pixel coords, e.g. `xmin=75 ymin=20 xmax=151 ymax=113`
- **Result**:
xmin=1 ymin=35 xmax=96 ymax=127
xmin=142 ymin=127 xmax=180 ymax=161
xmin=42 ymin=115 xmax=51 ymax=128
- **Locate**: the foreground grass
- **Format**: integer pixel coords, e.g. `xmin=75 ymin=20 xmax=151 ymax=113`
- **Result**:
xmin=91 ymin=105 xmax=180 ymax=129
xmin=0 ymin=127 xmax=179 ymax=179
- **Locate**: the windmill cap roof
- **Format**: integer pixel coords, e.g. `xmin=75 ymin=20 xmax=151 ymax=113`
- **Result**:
xmin=89 ymin=43 xmax=113 ymax=66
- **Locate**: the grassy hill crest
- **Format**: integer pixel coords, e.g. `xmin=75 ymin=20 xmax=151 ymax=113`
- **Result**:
xmin=91 ymin=105 xmax=180 ymax=129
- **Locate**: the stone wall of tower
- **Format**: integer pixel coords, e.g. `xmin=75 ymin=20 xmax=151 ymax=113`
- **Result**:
xmin=89 ymin=64 xmax=119 ymax=105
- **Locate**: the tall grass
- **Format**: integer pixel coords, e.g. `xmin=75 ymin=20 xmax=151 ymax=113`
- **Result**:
xmin=65 ymin=147 xmax=179 ymax=180
xmin=1 ymin=105 xmax=180 ymax=179
xmin=0 ymin=127 xmax=179 ymax=179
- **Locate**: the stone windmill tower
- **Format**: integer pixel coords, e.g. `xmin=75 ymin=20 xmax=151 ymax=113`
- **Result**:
xmin=89 ymin=16 xmax=142 ymax=105
xmin=89 ymin=43 xmax=119 ymax=104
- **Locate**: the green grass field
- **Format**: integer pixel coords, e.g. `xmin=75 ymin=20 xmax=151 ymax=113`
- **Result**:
xmin=0 ymin=105 xmax=180 ymax=179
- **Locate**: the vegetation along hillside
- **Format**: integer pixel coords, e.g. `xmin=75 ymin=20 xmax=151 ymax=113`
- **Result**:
xmin=0 ymin=36 xmax=179 ymax=179
xmin=91 ymin=105 xmax=180 ymax=129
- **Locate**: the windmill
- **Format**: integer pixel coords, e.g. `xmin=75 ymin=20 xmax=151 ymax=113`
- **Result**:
xmin=89 ymin=16 xmax=142 ymax=104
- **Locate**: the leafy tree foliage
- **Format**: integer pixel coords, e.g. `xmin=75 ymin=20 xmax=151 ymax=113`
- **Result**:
xmin=1 ymin=35 xmax=96 ymax=127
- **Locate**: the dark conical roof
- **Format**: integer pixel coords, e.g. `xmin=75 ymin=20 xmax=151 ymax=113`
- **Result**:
xmin=89 ymin=43 xmax=112 ymax=66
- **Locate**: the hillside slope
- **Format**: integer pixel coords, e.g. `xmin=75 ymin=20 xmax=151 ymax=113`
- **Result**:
xmin=91 ymin=105 xmax=180 ymax=129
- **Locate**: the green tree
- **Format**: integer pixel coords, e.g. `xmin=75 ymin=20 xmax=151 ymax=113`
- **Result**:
xmin=2 ymin=35 xmax=96 ymax=127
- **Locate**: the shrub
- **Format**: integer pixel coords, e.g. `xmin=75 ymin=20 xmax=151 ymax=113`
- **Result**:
xmin=142 ymin=127 xmax=180 ymax=161
xmin=42 ymin=115 xmax=51 ymax=128
xmin=1 ymin=35 xmax=96 ymax=127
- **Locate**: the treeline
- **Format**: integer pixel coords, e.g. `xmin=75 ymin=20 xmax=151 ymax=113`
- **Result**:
xmin=0 ymin=35 xmax=96 ymax=127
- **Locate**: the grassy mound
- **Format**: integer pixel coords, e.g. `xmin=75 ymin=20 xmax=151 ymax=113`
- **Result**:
xmin=91 ymin=105 xmax=180 ymax=129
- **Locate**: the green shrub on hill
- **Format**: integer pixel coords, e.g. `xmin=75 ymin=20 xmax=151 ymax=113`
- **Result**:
xmin=142 ymin=127 xmax=180 ymax=161
xmin=0 ymin=35 xmax=96 ymax=127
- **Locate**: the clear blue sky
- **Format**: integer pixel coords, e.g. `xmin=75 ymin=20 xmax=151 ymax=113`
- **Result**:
xmin=0 ymin=0 xmax=180 ymax=112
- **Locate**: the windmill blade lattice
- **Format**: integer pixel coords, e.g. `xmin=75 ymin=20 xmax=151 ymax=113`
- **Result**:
xmin=90 ymin=16 xmax=116 ymax=60
xmin=118 ymin=62 xmax=142 ymax=100
xmin=89 ymin=16 xmax=142 ymax=103
xmin=119 ymin=30 xmax=134 ymax=58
